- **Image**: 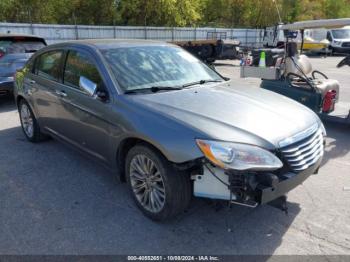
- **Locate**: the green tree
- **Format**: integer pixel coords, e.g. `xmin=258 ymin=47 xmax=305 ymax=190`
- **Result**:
xmin=118 ymin=0 xmax=201 ymax=26
xmin=323 ymin=0 xmax=350 ymax=19
xmin=0 ymin=0 xmax=56 ymax=23
xmin=1 ymin=0 xmax=350 ymax=28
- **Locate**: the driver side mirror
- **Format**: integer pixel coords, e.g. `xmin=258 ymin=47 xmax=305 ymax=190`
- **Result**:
xmin=79 ymin=76 xmax=97 ymax=96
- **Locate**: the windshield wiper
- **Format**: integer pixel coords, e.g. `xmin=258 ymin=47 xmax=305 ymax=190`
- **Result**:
xmin=182 ymin=79 xmax=223 ymax=88
xmin=124 ymin=86 xmax=183 ymax=94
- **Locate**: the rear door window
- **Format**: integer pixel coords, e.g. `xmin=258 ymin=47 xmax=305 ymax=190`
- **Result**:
xmin=0 ymin=41 xmax=12 ymax=53
xmin=0 ymin=37 xmax=46 ymax=54
xmin=63 ymin=50 xmax=103 ymax=92
xmin=36 ymin=50 xmax=63 ymax=82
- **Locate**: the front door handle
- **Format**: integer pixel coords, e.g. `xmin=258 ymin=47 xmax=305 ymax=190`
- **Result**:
xmin=29 ymin=80 xmax=36 ymax=84
xmin=55 ymin=90 xmax=67 ymax=97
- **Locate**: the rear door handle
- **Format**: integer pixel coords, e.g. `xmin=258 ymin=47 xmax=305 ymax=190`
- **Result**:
xmin=55 ymin=90 xmax=67 ymax=97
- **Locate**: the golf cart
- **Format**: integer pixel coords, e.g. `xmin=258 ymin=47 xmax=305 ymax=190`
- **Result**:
xmin=263 ymin=23 xmax=329 ymax=53
xmin=241 ymin=18 xmax=350 ymax=124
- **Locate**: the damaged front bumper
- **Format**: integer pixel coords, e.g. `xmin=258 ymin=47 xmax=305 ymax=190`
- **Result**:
xmin=193 ymin=156 xmax=322 ymax=208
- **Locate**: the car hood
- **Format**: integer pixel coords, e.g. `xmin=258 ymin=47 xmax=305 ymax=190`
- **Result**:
xmin=128 ymin=82 xmax=319 ymax=149
xmin=333 ymin=38 xmax=350 ymax=42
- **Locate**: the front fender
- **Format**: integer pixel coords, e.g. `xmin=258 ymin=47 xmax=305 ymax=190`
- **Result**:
xmin=109 ymin=98 xmax=206 ymax=164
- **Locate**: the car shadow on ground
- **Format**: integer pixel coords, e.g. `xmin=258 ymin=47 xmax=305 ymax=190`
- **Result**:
xmin=0 ymin=123 xmax=301 ymax=254
xmin=213 ymin=62 xmax=239 ymax=67
xmin=321 ymin=121 xmax=350 ymax=167
xmin=0 ymin=95 xmax=16 ymax=113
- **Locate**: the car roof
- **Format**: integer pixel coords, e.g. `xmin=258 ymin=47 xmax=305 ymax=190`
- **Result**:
xmin=0 ymin=33 xmax=45 ymax=40
xmin=47 ymin=39 xmax=176 ymax=50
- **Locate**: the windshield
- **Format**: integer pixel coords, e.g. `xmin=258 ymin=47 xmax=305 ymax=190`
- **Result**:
xmin=331 ymin=29 xmax=350 ymax=39
xmin=102 ymin=45 xmax=223 ymax=92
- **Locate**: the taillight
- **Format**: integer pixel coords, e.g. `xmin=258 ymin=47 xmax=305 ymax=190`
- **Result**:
xmin=0 ymin=51 xmax=4 ymax=59
xmin=322 ymin=90 xmax=337 ymax=113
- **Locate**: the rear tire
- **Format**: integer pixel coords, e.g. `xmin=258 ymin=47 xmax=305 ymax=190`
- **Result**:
xmin=18 ymin=99 xmax=48 ymax=142
xmin=125 ymin=144 xmax=191 ymax=221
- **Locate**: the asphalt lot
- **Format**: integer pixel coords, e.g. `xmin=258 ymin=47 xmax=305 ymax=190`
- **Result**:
xmin=0 ymin=56 xmax=349 ymax=255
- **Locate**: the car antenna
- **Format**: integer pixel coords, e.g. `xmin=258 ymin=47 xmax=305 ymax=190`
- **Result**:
xmin=272 ymin=0 xmax=282 ymax=24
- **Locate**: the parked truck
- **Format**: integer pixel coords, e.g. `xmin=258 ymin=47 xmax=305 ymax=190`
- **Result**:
xmin=326 ymin=26 xmax=350 ymax=54
xmin=171 ymin=32 xmax=241 ymax=63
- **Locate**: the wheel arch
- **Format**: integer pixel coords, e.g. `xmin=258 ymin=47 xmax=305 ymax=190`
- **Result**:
xmin=16 ymin=95 xmax=25 ymax=108
xmin=116 ymin=137 xmax=168 ymax=182
xmin=16 ymin=95 xmax=39 ymax=119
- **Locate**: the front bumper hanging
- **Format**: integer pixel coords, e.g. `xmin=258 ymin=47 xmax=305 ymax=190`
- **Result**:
xmin=193 ymin=156 xmax=322 ymax=209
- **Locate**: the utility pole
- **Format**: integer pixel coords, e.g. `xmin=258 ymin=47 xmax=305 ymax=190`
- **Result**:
xmin=144 ymin=0 xmax=147 ymax=39
xmin=113 ymin=0 xmax=121 ymax=39
xmin=73 ymin=12 xmax=78 ymax=40
xmin=28 ymin=9 xmax=34 ymax=34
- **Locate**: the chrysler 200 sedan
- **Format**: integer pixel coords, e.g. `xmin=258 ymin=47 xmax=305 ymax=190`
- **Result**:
xmin=14 ymin=40 xmax=325 ymax=221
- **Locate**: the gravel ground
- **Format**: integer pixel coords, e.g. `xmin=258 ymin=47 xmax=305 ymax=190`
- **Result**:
xmin=0 ymin=56 xmax=349 ymax=255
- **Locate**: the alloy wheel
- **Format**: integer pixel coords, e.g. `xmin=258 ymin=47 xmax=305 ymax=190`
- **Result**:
xmin=20 ymin=103 xmax=34 ymax=138
xmin=129 ymin=154 xmax=166 ymax=213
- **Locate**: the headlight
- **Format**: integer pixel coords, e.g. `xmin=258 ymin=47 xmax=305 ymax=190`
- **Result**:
xmin=333 ymin=40 xmax=342 ymax=46
xmin=196 ymin=139 xmax=283 ymax=171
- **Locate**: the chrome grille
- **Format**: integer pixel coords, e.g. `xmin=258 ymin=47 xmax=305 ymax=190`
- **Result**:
xmin=280 ymin=128 xmax=324 ymax=172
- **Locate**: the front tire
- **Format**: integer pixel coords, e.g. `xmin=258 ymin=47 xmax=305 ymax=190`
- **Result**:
xmin=18 ymin=100 xmax=47 ymax=142
xmin=125 ymin=144 xmax=191 ymax=221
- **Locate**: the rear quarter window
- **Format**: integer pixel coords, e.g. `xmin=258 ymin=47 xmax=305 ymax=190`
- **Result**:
xmin=0 ymin=38 xmax=46 ymax=54
xmin=0 ymin=41 xmax=12 ymax=53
